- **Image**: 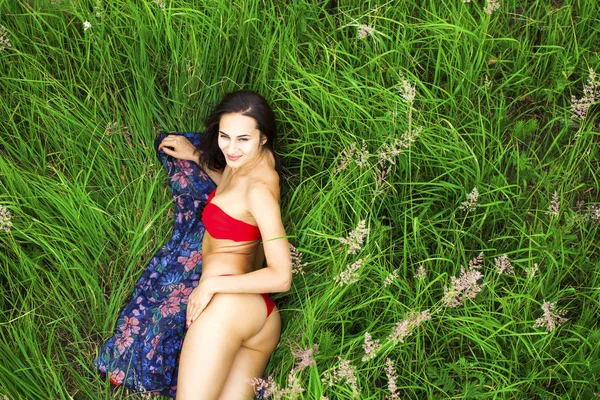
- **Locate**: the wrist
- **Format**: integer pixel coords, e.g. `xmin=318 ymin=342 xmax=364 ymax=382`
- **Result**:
xmin=204 ymin=276 xmax=218 ymax=295
xmin=192 ymin=148 xmax=202 ymax=166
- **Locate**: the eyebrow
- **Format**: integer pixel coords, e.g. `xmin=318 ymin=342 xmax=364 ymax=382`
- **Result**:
xmin=219 ymin=130 xmax=251 ymax=138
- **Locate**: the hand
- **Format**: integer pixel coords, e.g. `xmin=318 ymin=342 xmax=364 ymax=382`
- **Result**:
xmin=158 ymin=134 xmax=200 ymax=163
xmin=186 ymin=278 xmax=215 ymax=328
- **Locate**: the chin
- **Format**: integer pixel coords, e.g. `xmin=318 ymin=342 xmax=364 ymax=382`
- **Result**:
xmin=225 ymin=157 xmax=243 ymax=167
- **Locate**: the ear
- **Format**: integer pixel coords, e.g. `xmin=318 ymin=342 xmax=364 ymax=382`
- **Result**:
xmin=261 ymin=134 xmax=267 ymax=145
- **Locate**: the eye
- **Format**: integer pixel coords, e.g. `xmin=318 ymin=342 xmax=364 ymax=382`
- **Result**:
xmin=238 ymin=138 xmax=249 ymax=142
xmin=219 ymin=134 xmax=229 ymax=139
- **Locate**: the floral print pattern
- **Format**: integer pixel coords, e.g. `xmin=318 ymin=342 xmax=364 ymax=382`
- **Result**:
xmin=94 ymin=132 xmax=216 ymax=397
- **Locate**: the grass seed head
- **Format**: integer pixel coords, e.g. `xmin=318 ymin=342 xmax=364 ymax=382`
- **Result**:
xmin=0 ymin=205 xmax=12 ymax=233
xmin=494 ymin=254 xmax=514 ymax=275
xmin=546 ymin=191 xmax=560 ymax=217
xmin=483 ymin=0 xmax=501 ymax=14
xmin=289 ymin=243 xmax=307 ymax=275
xmin=533 ymin=301 xmax=568 ymax=332
xmin=459 ymin=187 xmax=480 ymax=212
xmin=338 ymin=220 xmax=369 ymax=255
xmin=385 ymin=358 xmax=401 ymax=400
xmin=361 ymin=333 xmax=381 ymax=362
xmin=571 ymin=68 xmax=600 ymax=121
xmin=387 ymin=310 xmax=431 ymax=343
xmin=334 ymin=258 xmax=364 ymax=286
xmin=358 ymin=24 xmax=375 ymax=39
xmin=0 ymin=25 xmax=12 ymax=50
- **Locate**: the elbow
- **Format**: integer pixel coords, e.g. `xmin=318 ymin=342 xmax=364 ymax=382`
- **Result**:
xmin=279 ymin=269 xmax=292 ymax=292
xmin=280 ymin=279 xmax=291 ymax=292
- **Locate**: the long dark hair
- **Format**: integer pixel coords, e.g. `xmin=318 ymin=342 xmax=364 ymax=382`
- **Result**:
xmin=196 ymin=90 xmax=282 ymax=175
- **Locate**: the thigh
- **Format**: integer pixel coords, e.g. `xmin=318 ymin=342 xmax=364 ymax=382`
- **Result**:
xmin=176 ymin=293 xmax=268 ymax=400
xmin=218 ymin=311 xmax=281 ymax=400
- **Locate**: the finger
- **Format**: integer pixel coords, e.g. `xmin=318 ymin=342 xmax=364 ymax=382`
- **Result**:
xmin=186 ymin=299 xmax=195 ymax=318
xmin=159 ymin=136 xmax=177 ymax=147
xmin=196 ymin=303 xmax=206 ymax=317
xmin=161 ymin=147 xmax=176 ymax=156
xmin=195 ymin=295 xmax=212 ymax=318
xmin=186 ymin=304 xmax=195 ymax=328
xmin=188 ymin=307 xmax=201 ymax=328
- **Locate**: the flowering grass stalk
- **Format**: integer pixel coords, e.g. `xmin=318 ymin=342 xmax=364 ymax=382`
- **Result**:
xmin=385 ymin=358 xmax=400 ymax=400
xmin=387 ymin=310 xmax=431 ymax=344
xmin=333 ymin=258 xmax=364 ymax=286
xmin=494 ymin=254 xmax=514 ymax=275
xmin=337 ymin=220 xmax=369 ymax=255
xmin=525 ymin=263 xmax=539 ymax=280
xmin=290 ymin=343 xmax=318 ymax=373
xmin=374 ymin=128 xmax=421 ymax=192
xmin=459 ymin=187 xmax=480 ymax=212
xmin=361 ymin=333 xmax=381 ymax=362
xmin=357 ymin=24 xmax=375 ymax=39
xmin=247 ymin=376 xmax=280 ymax=399
xmin=414 ymin=265 xmax=427 ymax=279
xmin=571 ymin=68 xmax=600 ymax=121
xmin=483 ymin=0 xmax=500 ymax=15
xmin=547 ymin=191 xmax=560 ymax=217
xmin=398 ymin=72 xmax=416 ymax=128
xmin=0 ymin=25 xmax=11 ymax=50
xmin=383 ymin=269 xmax=399 ymax=286
xmin=443 ymin=253 xmax=484 ymax=307
xmin=533 ymin=301 xmax=568 ymax=332
xmin=289 ymin=243 xmax=307 ymax=275
xmin=0 ymin=205 xmax=12 ymax=233
xmin=321 ymin=357 xmax=360 ymax=398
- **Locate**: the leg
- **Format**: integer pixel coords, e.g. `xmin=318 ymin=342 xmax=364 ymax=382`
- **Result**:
xmin=176 ymin=293 xmax=267 ymax=400
xmin=218 ymin=309 xmax=281 ymax=400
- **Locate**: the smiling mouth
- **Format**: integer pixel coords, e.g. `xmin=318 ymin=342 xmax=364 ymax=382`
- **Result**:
xmin=226 ymin=154 xmax=241 ymax=161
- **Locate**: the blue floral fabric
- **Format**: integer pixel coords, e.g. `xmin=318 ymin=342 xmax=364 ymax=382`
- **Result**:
xmin=94 ymin=132 xmax=216 ymax=397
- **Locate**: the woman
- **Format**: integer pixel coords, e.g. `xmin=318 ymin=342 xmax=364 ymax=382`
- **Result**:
xmin=95 ymin=131 xmax=217 ymax=396
xmin=159 ymin=90 xmax=292 ymax=400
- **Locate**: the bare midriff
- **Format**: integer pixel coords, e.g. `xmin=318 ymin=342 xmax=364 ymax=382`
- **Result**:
xmin=200 ymin=232 xmax=264 ymax=279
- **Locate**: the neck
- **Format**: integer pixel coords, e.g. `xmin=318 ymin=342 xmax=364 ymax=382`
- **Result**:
xmin=230 ymin=151 xmax=268 ymax=175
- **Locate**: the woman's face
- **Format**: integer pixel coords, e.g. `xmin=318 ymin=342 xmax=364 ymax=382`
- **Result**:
xmin=218 ymin=113 xmax=265 ymax=168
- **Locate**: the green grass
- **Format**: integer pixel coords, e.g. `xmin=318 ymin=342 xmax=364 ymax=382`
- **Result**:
xmin=1 ymin=0 xmax=599 ymax=398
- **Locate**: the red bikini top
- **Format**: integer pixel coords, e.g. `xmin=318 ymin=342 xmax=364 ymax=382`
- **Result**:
xmin=202 ymin=188 xmax=261 ymax=241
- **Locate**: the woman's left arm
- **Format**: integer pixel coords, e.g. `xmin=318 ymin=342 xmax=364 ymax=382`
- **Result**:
xmin=209 ymin=182 xmax=292 ymax=294
xmin=186 ymin=183 xmax=292 ymax=324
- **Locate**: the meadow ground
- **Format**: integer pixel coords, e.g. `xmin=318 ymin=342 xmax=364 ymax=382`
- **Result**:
xmin=0 ymin=0 xmax=599 ymax=398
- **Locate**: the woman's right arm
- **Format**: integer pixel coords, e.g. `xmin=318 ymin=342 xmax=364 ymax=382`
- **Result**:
xmin=158 ymin=134 xmax=201 ymax=164
xmin=158 ymin=134 xmax=222 ymax=184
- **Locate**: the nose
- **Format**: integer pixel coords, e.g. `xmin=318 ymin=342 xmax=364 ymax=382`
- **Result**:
xmin=227 ymin=140 xmax=237 ymax=154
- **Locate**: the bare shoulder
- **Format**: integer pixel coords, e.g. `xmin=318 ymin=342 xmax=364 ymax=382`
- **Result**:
xmin=245 ymin=169 xmax=285 ymax=240
xmin=245 ymin=169 xmax=279 ymax=209
xmin=247 ymin=171 xmax=279 ymax=199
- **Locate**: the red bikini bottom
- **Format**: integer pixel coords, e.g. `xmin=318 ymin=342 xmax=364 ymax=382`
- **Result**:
xmin=218 ymin=274 xmax=275 ymax=317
